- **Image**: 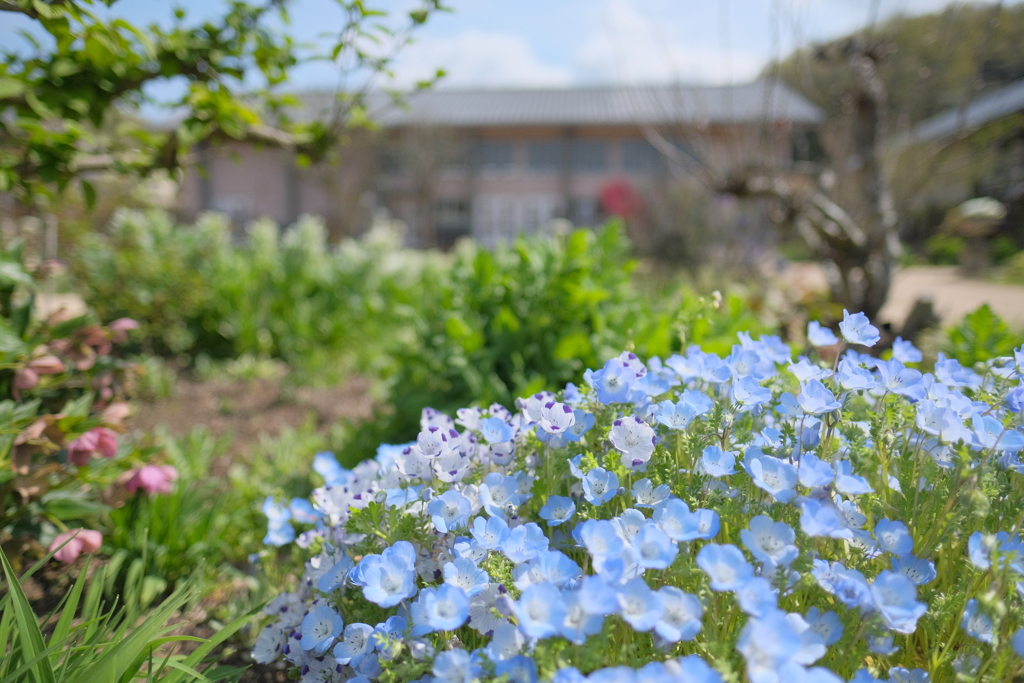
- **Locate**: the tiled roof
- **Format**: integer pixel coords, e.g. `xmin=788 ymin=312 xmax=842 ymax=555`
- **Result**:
xmin=297 ymin=79 xmax=824 ymax=127
xmin=908 ymin=79 xmax=1024 ymax=143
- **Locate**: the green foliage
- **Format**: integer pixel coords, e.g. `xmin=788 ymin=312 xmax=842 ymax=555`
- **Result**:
xmin=0 ymin=0 xmax=447 ymax=203
xmin=0 ymin=240 xmax=167 ymax=567
xmin=944 ymin=304 xmax=1024 ymax=367
xmin=925 ymin=233 xmax=966 ymax=265
xmin=0 ymin=545 xmax=253 ymax=683
xmin=72 ymin=209 xmax=429 ymax=367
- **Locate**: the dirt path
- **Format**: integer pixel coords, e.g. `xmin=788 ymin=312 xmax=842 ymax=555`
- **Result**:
xmin=129 ymin=374 xmax=374 ymax=460
xmin=780 ymin=263 xmax=1024 ymax=327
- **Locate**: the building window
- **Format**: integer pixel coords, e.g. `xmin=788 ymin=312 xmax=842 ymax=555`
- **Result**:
xmin=528 ymin=140 xmax=563 ymax=171
xmin=622 ymin=140 xmax=657 ymax=173
xmin=434 ymin=199 xmax=471 ymax=249
xmin=572 ymin=140 xmax=607 ymax=172
xmin=479 ymin=141 xmax=513 ymax=170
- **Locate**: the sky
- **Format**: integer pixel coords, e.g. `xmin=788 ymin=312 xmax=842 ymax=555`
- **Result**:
xmin=0 ymin=0 xmax=1008 ymax=93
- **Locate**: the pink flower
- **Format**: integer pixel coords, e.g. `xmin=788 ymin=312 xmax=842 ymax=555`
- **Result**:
xmin=109 ymin=318 xmax=139 ymax=343
xmin=49 ymin=528 xmax=102 ymax=563
xmin=67 ymin=427 xmax=119 ymax=466
xmin=13 ymin=368 xmax=38 ymax=397
xmin=28 ymin=355 xmax=65 ymax=374
xmin=126 ymin=465 xmax=179 ymax=495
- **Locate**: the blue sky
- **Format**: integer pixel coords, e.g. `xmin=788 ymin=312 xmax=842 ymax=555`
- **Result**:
xmin=1 ymin=0 xmax=1007 ymax=91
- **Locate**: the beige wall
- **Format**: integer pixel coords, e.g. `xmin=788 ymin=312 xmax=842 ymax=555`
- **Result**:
xmin=178 ymin=121 xmax=804 ymax=247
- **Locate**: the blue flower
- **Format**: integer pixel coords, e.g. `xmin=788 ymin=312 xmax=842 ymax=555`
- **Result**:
xmin=673 ymin=656 xmax=724 ymax=683
xmin=552 ymin=667 xmax=585 ymax=683
xmin=586 ymin=358 xmax=637 ymax=404
xmin=888 ymin=667 xmax=931 ymax=683
xmin=427 ymin=490 xmax=472 ymax=533
xmin=501 ymin=522 xmax=549 ymax=563
xmin=576 ymin=519 xmax=625 ymax=558
xmin=735 ymin=577 xmax=778 ymax=617
xmin=577 ymin=574 xmax=620 ymax=616
xmin=871 ymin=571 xmax=927 ymax=633
xmin=317 ymin=554 xmax=355 ymax=593
xmin=300 ymin=604 xmax=344 ymax=653
xmin=701 ymin=445 xmax=737 ymax=477
xmin=741 ymin=515 xmax=799 ymax=566
xmin=480 ymin=472 xmax=522 ymax=517
xmin=736 ymin=610 xmax=804 ymax=683
xmin=654 ymin=586 xmax=703 ymax=643
xmin=747 ymin=454 xmax=799 ymax=503
xmin=262 ymin=497 xmax=294 ymax=546
xmin=833 ymin=461 xmax=875 ymax=495
xmin=539 ymin=495 xmax=576 ymax=526
xmin=582 ymin=467 xmax=619 ymax=505
xmin=800 ymin=500 xmax=854 ymax=540
xmin=1013 ymin=628 xmax=1024 ymax=656
xmin=807 ymin=321 xmax=839 ymax=347
xmin=514 ymin=550 xmax=582 ymax=589
xmin=354 ymin=541 xmax=418 ymax=607
xmin=892 ymin=337 xmax=923 ymax=363
xmin=480 ymin=416 xmax=513 ymax=444
xmin=696 ymin=543 xmax=753 ymax=591
xmin=876 ymin=358 xmax=925 ymax=400
xmin=432 ymin=649 xmax=478 ymax=683
xmin=654 ymin=399 xmax=700 ymax=430
xmin=812 ymin=561 xmax=870 ymax=611
xmin=471 ymin=514 xmax=510 ymax=549
xmin=935 ymin=353 xmax=982 ymax=389
xmin=564 ymin=410 xmax=596 ymax=442
xmin=733 ymin=375 xmax=772 ymax=408
xmin=654 ymin=499 xmax=720 ymax=542
xmin=839 ymin=310 xmax=880 ymax=347
xmin=961 ymin=599 xmax=994 ymax=643
xmin=974 ymin=414 xmax=1024 ymax=452
xmin=632 ymin=479 xmax=671 ymax=507
xmin=443 ymin=557 xmax=489 ymax=596
xmin=419 ymin=584 xmax=469 ymax=631
xmin=875 ymin=519 xmax=914 ymax=556
xmin=616 ymin=577 xmax=665 ymax=631
xmin=796 ymin=453 xmax=834 ymax=488
xmin=916 ymin=399 xmax=973 ymax=444
xmin=836 ymin=358 xmax=878 ymax=391
xmin=333 ymin=623 xmax=374 ymax=666
xmin=804 ymin=607 xmax=843 ymax=646
xmin=514 ymin=582 xmax=567 ymax=638
xmin=559 ymin=590 xmax=606 ymax=644
xmin=288 ymin=498 xmax=322 ymax=524
xmin=632 ymin=523 xmax=678 ymax=569
xmin=797 ymin=380 xmax=842 ymax=415
xmin=313 ymin=451 xmax=349 ymax=485
xmin=891 ymin=554 xmax=936 ymax=585
xmin=495 ymin=655 xmax=539 ymax=683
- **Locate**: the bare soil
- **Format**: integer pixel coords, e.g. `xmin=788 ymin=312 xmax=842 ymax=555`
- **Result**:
xmin=128 ymin=373 xmax=374 ymax=461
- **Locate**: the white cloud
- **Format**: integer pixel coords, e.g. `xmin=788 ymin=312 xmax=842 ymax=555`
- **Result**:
xmin=392 ymin=29 xmax=572 ymax=89
xmin=572 ymin=0 xmax=763 ymax=84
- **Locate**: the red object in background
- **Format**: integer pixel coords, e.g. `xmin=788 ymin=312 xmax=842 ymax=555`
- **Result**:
xmin=599 ymin=179 xmax=645 ymax=219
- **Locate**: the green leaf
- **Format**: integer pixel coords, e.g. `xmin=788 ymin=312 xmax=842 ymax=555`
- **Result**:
xmin=0 ymin=77 xmax=25 ymax=100
xmin=81 ymin=179 xmax=96 ymax=209
xmin=162 ymin=604 xmax=264 ymax=683
xmin=0 ymin=546 xmax=57 ymax=683
xmin=41 ymin=490 xmax=112 ymax=520
xmin=49 ymin=555 xmax=91 ymax=657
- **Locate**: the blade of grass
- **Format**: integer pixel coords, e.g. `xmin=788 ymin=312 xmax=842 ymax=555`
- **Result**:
xmin=162 ymin=604 xmax=263 ymax=683
xmin=0 ymin=546 xmax=56 ymax=683
xmin=75 ymin=587 xmax=190 ymax=683
xmin=49 ymin=555 xmax=92 ymax=657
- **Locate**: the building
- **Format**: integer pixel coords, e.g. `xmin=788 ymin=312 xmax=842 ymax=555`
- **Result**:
xmin=178 ymin=80 xmax=823 ymax=247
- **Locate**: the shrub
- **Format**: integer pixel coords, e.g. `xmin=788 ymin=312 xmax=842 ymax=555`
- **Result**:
xmin=72 ymin=209 xmax=429 ymax=368
xmin=251 ymin=310 xmax=1024 ymax=683
xmin=944 ymin=304 xmax=1024 ymax=368
xmin=0 ymin=242 xmax=172 ymax=568
xmin=1 ymin=546 xmax=250 ymax=682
